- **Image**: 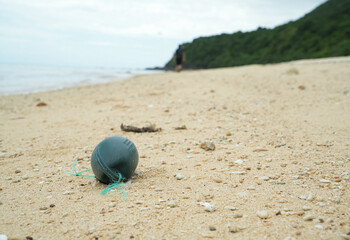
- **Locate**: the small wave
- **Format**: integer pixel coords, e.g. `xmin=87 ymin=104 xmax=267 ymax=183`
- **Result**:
xmin=0 ymin=63 xmax=163 ymax=96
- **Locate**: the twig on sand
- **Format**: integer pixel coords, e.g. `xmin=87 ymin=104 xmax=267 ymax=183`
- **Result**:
xmin=120 ymin=123 xmax=161 ymax=133
xmin=174 ymin=125 xmax=187 ymax=130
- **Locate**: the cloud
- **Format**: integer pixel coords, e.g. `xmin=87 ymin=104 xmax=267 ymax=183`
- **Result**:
xmin=0 ymin=0 xmax=327 ymax=39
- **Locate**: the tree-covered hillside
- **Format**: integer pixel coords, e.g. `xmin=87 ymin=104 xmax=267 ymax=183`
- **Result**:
xmin=165 ymin=0 xmax=350 ymax=69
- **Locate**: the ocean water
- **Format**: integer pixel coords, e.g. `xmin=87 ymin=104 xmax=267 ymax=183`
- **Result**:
xmin=0 ymin=63 xmax=162 ymax=96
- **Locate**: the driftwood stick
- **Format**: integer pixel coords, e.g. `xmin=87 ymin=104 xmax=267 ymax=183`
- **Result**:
xmin=120 ymin=123 xmax=161 ymax=133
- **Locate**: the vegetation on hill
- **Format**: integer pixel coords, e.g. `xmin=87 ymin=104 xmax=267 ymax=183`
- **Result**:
xmin=165 ymin=0 xmax=350 ymax=69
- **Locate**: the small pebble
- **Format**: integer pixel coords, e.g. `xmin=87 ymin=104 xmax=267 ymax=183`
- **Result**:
xmin=255 ymin=180 xmax=262 ymax=185
xmin=275 ymin=181 xmax=285 ymax=185
xmin=315 ymin=224 xmax=323 ymax=229
xmin=167 ymin=201 xmax=177 ymax=208
xmin=303 ymin=206 xmax=312 ymax=211
xmin=199 ymin=202 xmax=215 ymax=212
xmin=36 ymin=102 xmax=47 ymax=107
xmin=209 ymin=226 xmax=216 ymax=231
xmin=303 ymin=214 xmax=315 ymax=221
xmin=15 ymin=170 xmax=21 ymax=174
xmin=175 ymin=174 xmax=185 ymax=180
xmin=109 ymin=202 xmax=117 ymax=207
xmin=230 ymin=171 xmax=246 ymax=175
xmin=257 ymin=210 xmax=269 ymax=219
xmin=228 ymin=225 xmax=239 ymax=233
xmin=237 ymin=192 xmax=248 ymax=197
xmin=224 ymin=206 xmax=237 ymax=211
xmin=63 ymin=191 xmax=75 ymax=195
xmin=200 ymin=141 xmax=215 ymax=151
xmin=233 ymin=213 xmax=243 ymax=218
xmin=22 ymin=175 xmax=29 ymax=180
xmin=234 ymin=159 xmax=243 ymax=164
xmin=259 ymin=176 xmax=269 ymax=181
xmin=40 ymin=207 xmax=48 ymax=210
xmin=213 ymin=178 xmax=222 ymax=183
xmin=205 ymin=204 xmax=215 ymax=212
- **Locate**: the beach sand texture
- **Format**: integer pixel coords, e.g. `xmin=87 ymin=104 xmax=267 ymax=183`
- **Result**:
xmin=1 ymin=57 xmax=349 ymax=239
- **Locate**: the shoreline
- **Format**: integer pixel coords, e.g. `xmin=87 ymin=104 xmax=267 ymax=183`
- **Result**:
xmin=2 ymin=56 xmax=349 ymax=98
xmin=0 ymin=64 xmax=164 ymax=97
xmin=0 ymin=57 xmax=349 ymax=239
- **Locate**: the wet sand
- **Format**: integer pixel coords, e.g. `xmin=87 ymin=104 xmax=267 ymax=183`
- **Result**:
xmin=0 ymin=57 xmax=349 ymax=239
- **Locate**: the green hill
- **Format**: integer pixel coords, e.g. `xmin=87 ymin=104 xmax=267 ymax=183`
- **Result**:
xmin=165 ymin=0 xmax=350 ymax=69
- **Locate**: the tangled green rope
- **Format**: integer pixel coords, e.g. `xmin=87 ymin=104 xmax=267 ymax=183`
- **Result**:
xmin=65 ymin=158 xmax=95 ymax=178
xmin=65 ymin=158 xmax=127 ymax=198
xmin=101 ymin=172 xmax=127 ymax=198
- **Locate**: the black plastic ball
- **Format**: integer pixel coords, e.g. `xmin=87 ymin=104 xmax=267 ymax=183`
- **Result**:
xmin=91 ymin=136 xmax=139 ymax=184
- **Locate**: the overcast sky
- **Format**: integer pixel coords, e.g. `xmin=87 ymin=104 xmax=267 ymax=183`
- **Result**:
xmin=0 ymin=0 xmax=327 ymax=69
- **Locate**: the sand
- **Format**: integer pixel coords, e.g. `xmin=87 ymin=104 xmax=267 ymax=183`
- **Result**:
xmin=0 ymin=57 xmax=349 ymax=240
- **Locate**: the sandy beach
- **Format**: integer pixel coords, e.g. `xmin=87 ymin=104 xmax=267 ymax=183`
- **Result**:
xmin=1 ymin=57 xmax=349 ymax=239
